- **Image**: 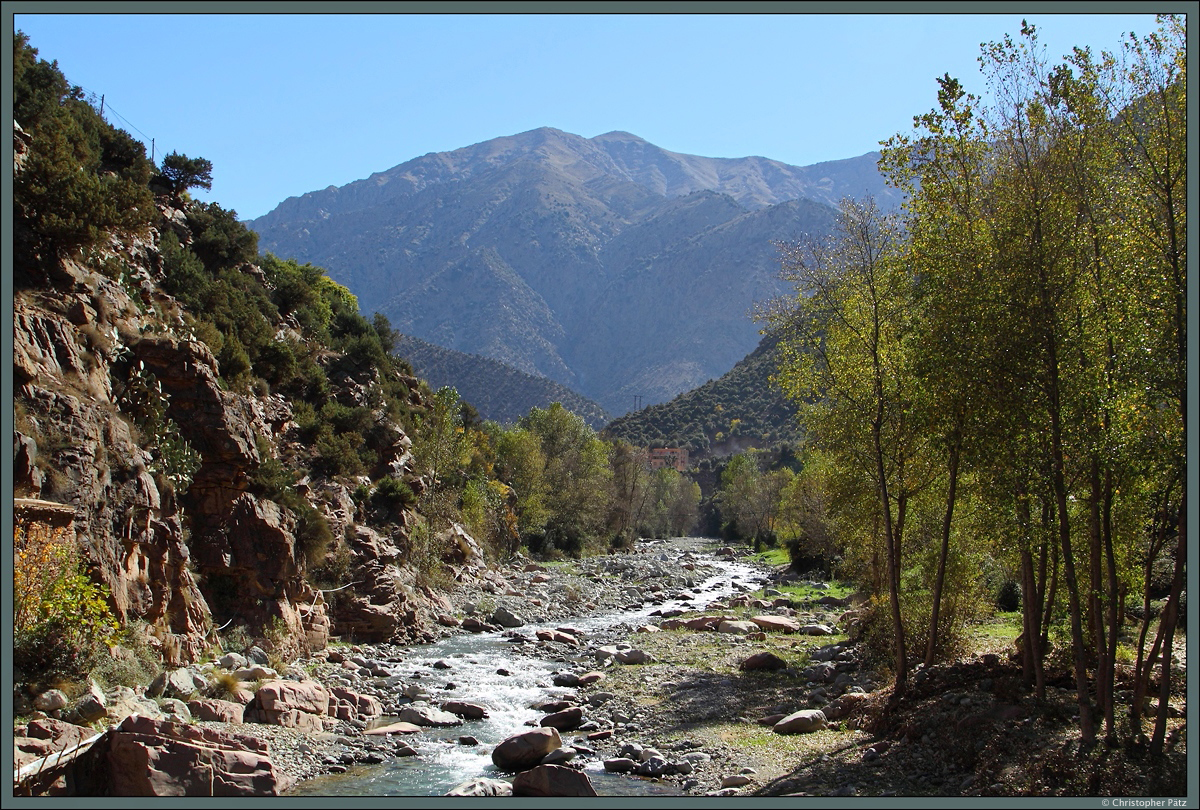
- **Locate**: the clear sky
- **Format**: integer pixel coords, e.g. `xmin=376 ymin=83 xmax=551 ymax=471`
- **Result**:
xmin=9 ymin=6 xmax=1173 ymax=221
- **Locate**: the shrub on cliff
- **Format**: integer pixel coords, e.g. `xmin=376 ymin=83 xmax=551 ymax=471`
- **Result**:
xmin=14 ymin=524 xmax=118 ymax=679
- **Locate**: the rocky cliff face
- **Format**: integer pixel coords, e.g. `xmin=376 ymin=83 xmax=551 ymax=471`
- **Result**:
xmin=13 ymin=130 xmax=461 ymax=664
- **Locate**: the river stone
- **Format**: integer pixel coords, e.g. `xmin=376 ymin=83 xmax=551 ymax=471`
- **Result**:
xmin=440 ymin=700 xmax=489 ymax=720
xmin=717 ymin=620 xmax=758 ymax=634
xmin=750 ymin=615 xmax=802 ymax=633
xmin=34 ymin=689 xmax=69 ymax=712
xmin=740 ymin=652 xmax=788 ymax=671
xmin=187 ymin=699 xmax=245 ymax=723
xmin=396 ymin=703 xmax=462 ymax=727
xmin=576 ymin=671 xmax=606 ymax=685
xmin=492 ymin=727 xmax=562 ymax=772
xmin=256 ymin=680 xmax=329 ymax=716
xmin=603 ymin=757 xmax=637 ymax=773
xmin=615 ymin=649 xmax=652 ymax=665
xmin=512 ymin=764 xmax=598 ymax=797
xmin=540 ymin=706 xmax=584 ymax=731
xmin=217 ymin=653 xmax=247 ymax=670
xmin=159 ymin=698 xmax=192 ymax=723
xmin=773 ymin=709 xmax=827 ymax=735
xmin=490 ymin=607 xmax=525 ymax=628
xmin=552 ymin=671 xmax=581 ymax=687
xmin=801 ymin=624 xmax=836 ymax=636
xmin=446 ymin=778 xmax=513 ymax=797
xmin=541 ymin=746 xmax=576 ymax=765
xmin=364 ymin=721 xmax=422 ymax=735
xmin=73 ymin=682 xmax=108 ymax=723
xmin=722 ymin=774 xmax=754 ymax=788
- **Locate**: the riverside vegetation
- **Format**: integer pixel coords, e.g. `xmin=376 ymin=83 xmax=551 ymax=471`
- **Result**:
xmin=10 ymin=18 xmax=1187 ymax=798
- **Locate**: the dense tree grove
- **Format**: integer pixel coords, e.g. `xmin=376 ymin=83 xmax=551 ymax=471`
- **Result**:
xmin=761 ymin=18 xmax=1185 ymax=747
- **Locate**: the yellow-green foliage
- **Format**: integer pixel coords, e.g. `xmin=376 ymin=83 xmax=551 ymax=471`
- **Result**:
xmin=15 ymin=524 xmax=118 ymax=675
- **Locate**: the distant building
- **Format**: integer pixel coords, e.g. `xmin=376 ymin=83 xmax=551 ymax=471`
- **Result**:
xmin=647 ymin=447 xmax=689 ymax=472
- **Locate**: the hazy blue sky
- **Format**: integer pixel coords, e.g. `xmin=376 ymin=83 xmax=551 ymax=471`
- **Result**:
xmin=11 ymin=8 xmax=1170 ymax=220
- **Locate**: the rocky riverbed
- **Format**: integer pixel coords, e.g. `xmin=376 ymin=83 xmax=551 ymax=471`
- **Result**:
xmin=15 ymin=536 xmax=1187 ymax=797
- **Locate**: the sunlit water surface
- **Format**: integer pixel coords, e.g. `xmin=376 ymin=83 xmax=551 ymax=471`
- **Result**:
xmin=288 ymin=542 xmax=765 ymax=796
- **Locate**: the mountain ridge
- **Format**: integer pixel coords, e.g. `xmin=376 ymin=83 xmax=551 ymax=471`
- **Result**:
xmin=249 ymin=128 xmax=890 ymax=414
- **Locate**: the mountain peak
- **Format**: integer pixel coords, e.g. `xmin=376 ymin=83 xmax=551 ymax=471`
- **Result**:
xmin=592 ymin=130 xmax=648 ymax=143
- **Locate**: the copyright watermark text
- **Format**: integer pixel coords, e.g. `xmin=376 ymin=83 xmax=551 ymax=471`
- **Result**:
xmin=1102 ymin=801 xmax=1188 ymax=807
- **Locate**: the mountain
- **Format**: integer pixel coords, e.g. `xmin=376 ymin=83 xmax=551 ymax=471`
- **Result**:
xmin=394 ymin=334 xmax=610 ymax=428
xmin=249 ymin=128 xmax=897 ymax=415
xmin=601 ymin=331 xmax=800 ymax=461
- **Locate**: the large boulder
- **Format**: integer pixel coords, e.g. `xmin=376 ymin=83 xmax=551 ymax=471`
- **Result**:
xmin=254 ymin=680 xmax=328 ymax=716
xmin=539 ymin=706 xmax=584 ymax=731
xmin=105 ymin=715 xmax=292 ymax=796
xmin=511 ymin=764 xmax=598 ymax=797
xmin=750 ymin=615 xmax=802 ymax=633
xmin=717 ymin=620 xmax=758 ymax=635
xmin=187 ymin=700 xmax=245 ymax=724
xmin=773 ymin=709 xmax=827 ymax=735
xmin=439 ymin=701 xmax=489 ymax=720
xmin=491 ymin=727 xmax=562 ymax=772
xmin=328 ymin=687 xmax=383 ymax=722
xmin=615 ymin=649 xmax=652 ymax=665
xmin=739 ymin=651 xmax=788 ymax=671
xmin=490 ymin=606 xmax=525 ymax=628
xmin=396 ymin=703 xmax=462 ymax=727
xmin=248 ymin=680 xmax=329 ymax=731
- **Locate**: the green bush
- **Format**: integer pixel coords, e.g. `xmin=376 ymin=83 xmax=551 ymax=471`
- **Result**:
xmin=371 ymin=476 xmax=416 ymax=519
xmin=14 ymin=32 xmax=156 ymax=262
xmin=15 ymin=523 xmax=118 ymax=680
xmin=314 ymin=430 xmax=365 ymax=477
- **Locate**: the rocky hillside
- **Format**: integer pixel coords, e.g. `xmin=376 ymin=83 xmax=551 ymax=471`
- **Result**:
xmin=11 ymin=38 xmax=494 ymax=673
xmin=394 ymin=334 xmax=609 ymax=429
xmin=249 ymin=128 xmax=875 ymax=414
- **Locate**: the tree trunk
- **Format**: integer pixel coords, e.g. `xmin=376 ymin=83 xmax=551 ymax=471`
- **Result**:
xmin=926 ymin=437 xmax=961 ymax=666
xmin=1151 ymin=502 xmax=1185 ymax=755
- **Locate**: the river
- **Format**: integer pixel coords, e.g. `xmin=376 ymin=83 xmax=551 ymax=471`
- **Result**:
xmin=289 ymin=541 xmax=768 ymax=796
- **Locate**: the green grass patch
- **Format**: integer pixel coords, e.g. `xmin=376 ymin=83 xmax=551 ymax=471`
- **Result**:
xmin=962 ymin=611 xmax=1022 ymax=649
xmin=752 ymin=547 xmax=791 ymax=567
xmin=758 ymin=580 xmax=855 ymax=602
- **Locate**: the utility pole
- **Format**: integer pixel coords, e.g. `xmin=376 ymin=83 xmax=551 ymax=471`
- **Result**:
xmin=98 ymin=94 xmax=104 ymax=119
xmin=633 ymin=395 xmax=643 ymax=411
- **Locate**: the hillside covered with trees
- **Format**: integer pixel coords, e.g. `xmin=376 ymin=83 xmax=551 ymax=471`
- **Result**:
xmin=394 ymin=333 xmax=610 ymax=429
xmin=603 ymin=331 xmax=801 ymax=459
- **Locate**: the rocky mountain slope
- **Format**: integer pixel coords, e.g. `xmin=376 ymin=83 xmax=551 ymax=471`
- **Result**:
xmin=394 ymin=334 xmax=609 ymax=429
xmin=249 ymin=128 xmax=886 ymax=414
xmin=11 ymin=93 xmax=477 ymax=672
